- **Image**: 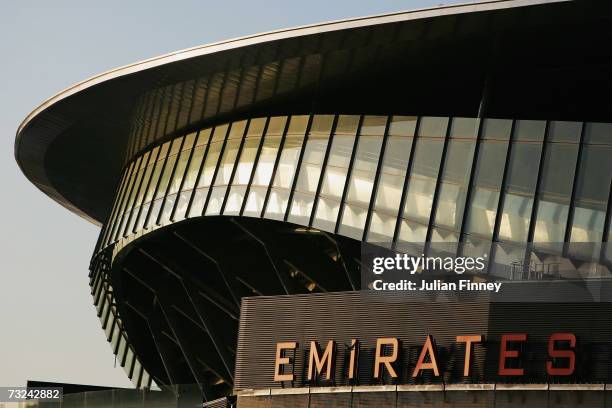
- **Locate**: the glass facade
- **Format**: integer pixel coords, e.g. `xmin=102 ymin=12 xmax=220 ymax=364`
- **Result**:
xmin=99 ymin=114 xmax=612 ymax=259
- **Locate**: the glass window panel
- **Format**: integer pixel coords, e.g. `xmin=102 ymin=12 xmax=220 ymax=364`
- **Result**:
xmin=188 ymin=188 xmax=208 ymax=217
xmin=241 ymin=122 xmax=285 ymax=217
xmin=154 ymin=142 xmax=179 ymax=200
xmin=388 ymin=115 xmax=417 ymax=137
xmin=432 ymin=138 xmax=476 ymax=234
xmin=513 ymin=119 xmax=546 ymax=141
xmin=549 ymin=121 xmax=581 ymax=143
xmin=359 ymin=115 xmax=386 ymax=136
xmin=159 ymin=193 xmax=177 ymax=225
xmin=367 ymin=211 xmax=399 ymax=243
xmin=113 ymin=156 xmax=146 ymax=240
xmin=584 ymin=122 xmax=612 ymax=145
xmin=417 ymin=116 xmax=448 ymax=138
xmin=482 ymin=118 xmax=512 ymax=140
xmin=266 ymin=116 xmax=288 ymax=135
xmin=128 ymin=150 xmax=159 ymax=233
xmin=168 ymin=137 xmax=182 ymax=155
xmin=167 ymin=144 xmax=192 ymax=196
xmin=338 ymin=116 xmax=387 ymax=238
xmin=197 ymin=137 xmax=225 ymax=188
xmin=110 ymin=328 xmax=121 ymax=353
xmin=181 ymin=131 xmax=197 ymax=151
xmin=181 ymin=145 xmax=206 ymax=192
xmin=309 ymin=114 xmax=334 ymax=135
xmin=335 ymin=114 xmax=360 ymax=135
xmin=223 ymin=121 xmax=266 ymax=217
xmin=367 ymin=116 xmax=416 ymax=242
xmin=117 ymin=335 xmax=128 ymax=366
xmin=533 ymin=143 xmax=578 ymax=243
xmin=570 ymin=145 xmax=612 ymax=242
xmin=135 ymin=201 xmax=151 ymax=231
xmin=312 ymin=197 xmax=341 ymax=232
xmin=173 ymin=191 xmax=192 ymax=221
xmin=177 ymin=131 xmax=210 ymax=206
xmin=313 ymin=116 xmax=359 ymax=230
xmin=288 ymin=192 xmax=316 ymax=225
xmin=104 ymin=161 xmax=135 ymax=245
xmin=288 ymin=115 xmax=333 ymax=225
xmin=245 ymin=186 xmax=274 ymax=218
xmin=224 ymin=186 xmax=247 ymax=215
xmin=206 ymin=187 xmax=227 ymax=215
xmin=248 ymin=117 xmax=268 ymax=136
xmin=464 ymin=139 xmax=510 ymax=238
xmin=269 ymin=137 xmax=303 ymax=189
xmin=497 ymin=141 xmax=543 ymax=242
xmin=232 ymin=130 xmax=263 ymax=186
xmin=214 ymin=134 xmax=243 ymax=187
xmin=250 ymin=133 xmax=281 ymax=187
xmin=211 ymin=123 xmax=229 ymax=142
xmin=141 ymin=370 xmax=151 ymax=389
xmin=339 ymin=204 xmax=370 ymax=240
xmin=205 ymin=124 xmax=244 ymax=216
xmin=105 ymin=315 xmax=115 ymax=339
xmin=449 ymin=117 xmax=479 ymax=139
xmin=318 ymin=141 xmax=354 ymax=197
xmin=147 ymin=145 xmax=179 ymax=227
xmin=397 ymin=117 xmax=448 ymax=243
xmin=132 ymin=359 xmax=143 ymax=386
xmin=264 ymin=189 xmax=289 ymax=220
xmin=286 ymin=114 xmax=309 ymax=134
xmin=195 ymin=127 xmax=212 ymax=147
xmin=142 ymin=143 xmax=169 ymax=205
xmin=228 ymin=119 xmax=247 ymax=139
xmin=124 ymin=348 xmax=135 ymax=377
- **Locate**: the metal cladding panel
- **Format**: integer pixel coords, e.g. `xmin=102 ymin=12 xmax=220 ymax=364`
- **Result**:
xmin=234 ymin=291 xmax=612 ymax=390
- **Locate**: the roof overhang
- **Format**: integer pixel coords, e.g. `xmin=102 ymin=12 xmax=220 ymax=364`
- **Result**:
xmin=14 ymin=0 xmax=583 ymax=225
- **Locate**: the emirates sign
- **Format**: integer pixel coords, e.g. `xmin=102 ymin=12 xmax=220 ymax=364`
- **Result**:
xmin=274 ymin=333 xmax=576 ymax=382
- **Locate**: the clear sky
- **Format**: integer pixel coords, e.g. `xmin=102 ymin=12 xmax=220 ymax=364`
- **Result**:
xmin=0 ymin=0 xmax=465 ymax=388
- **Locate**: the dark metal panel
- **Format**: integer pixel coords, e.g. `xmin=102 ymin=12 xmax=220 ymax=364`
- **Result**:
xmin=234 ymin=291 xmax=612 ymax=390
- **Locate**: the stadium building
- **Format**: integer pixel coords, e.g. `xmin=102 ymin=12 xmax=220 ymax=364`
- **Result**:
xmin=15 ymin=0 xmax=612 ymax=406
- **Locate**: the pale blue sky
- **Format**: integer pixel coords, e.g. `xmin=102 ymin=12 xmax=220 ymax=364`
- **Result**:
xmin=0 ymin=0 xmax=464 ymax=387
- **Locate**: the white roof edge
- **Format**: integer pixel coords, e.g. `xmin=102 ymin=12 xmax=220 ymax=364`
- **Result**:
xmin=16 ymin=0 xmax=567 ymax=138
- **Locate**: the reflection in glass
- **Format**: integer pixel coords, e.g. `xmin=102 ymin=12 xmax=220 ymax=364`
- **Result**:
xmin=397 ymin=117 xmax=448 ymax=244
xmin=263 ymin=116 xmax=309 ymax=219
xmin=173 ymin=129 xmax=212 ymax=221
xmin=570 ymin=145 xmax=612 ymax=243
xmin=160 ymin=135 xmax=196 ymax=224
xmin=464 ymin=138 xmax=510 ymax=238
xmin=533 ymin=141 xmax=578 ymax=243
xmin=103 ymin=160 xmax=135 ymax=246
xmin=287 ymin=115 xmax=334 ymax=225
xmin=338 ymin=116 xmax=386 ymax=239
xmin=431 ymin=123 xmax=477 ymax=242
xmin=100 ymin=115 xmax=612 ymax=267
xmin=224 ymin=118 xmax=268 ymax=215
xmin=497 ymin=137 xmax=543 ymax=242
xmin=147 ymin=138 xmax=180 ymax=228
xmin=367 ymin=116 xmax=416 ymax=242
xmin=237 ymin=117 xmax=285 ymax=217
xmin=206 ymin=121 xmax=247 ymax=215
xmin=188 ymin=125 xmax=228 ymax=217
xmin=114 ymin=155 xmax=146 ymax=240
xmin=312 ymin=115 xmax=359 ymax=232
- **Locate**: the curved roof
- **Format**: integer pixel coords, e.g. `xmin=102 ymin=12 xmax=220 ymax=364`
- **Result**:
xmin=13 ymin=0 xmax=575 ymax=225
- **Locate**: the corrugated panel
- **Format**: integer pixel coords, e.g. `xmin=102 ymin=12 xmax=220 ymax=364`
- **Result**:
xmin=235 ymin=291 xmax=612 ymax=390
